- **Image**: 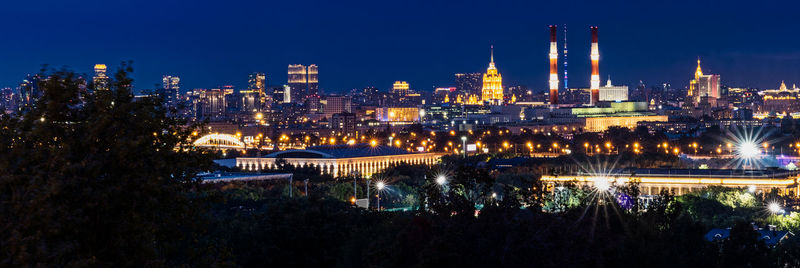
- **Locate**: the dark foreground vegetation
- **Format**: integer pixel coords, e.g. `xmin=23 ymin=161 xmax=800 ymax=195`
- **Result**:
xmin=2 ymin=67 xmax=799 ymax=267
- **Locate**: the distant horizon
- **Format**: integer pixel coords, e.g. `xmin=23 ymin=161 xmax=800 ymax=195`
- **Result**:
xmin=2 ymin=0 xmax=800 ymax=93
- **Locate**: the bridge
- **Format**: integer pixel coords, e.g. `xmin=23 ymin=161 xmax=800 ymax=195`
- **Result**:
xmin=193 ymin=133 xmax=246 ymax=149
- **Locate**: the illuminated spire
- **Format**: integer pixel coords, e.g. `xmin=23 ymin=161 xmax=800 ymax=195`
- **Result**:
xmin=780 ymin=80 xmax=787 ymax=91
xmin=695 ymin=58 xmax=703 ymax=78
xmin=490 ymin=45 xmax=494 ymax=63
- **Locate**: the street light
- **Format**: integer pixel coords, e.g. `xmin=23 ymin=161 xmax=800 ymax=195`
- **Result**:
xmin=376 ymin=181 xmax=386 ymax=211
xmin=461 ymin=136 xmax=467 ymax=158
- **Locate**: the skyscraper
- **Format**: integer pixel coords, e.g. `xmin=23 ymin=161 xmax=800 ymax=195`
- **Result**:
xmin=288 ymin=64 xmax=307 ymax=103
xmin=481 ymin=45 xmax=503 ymax=105
xmin=455 ymin=73 xmax=483 ymax=96
xmin=287 ymin=64 xmax=319 ymax=103
xmin=93 ymin=64 xmax=109 ymax=91
xmin=162 ymin=75 xmax=180 ymax=108
xmin=307 ymin=64 xmax=318 ymax=96
xmin=688 ymin=59 xmax=721 ymax=105
xmin=392 ymin=81 xmax=410 ymax=95
xmin=248 ymin=72 xmax=268 ymax=105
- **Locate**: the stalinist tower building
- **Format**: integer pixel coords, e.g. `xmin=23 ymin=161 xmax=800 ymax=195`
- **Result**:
xmin=481 ymin=45 xmax=503 ymax=105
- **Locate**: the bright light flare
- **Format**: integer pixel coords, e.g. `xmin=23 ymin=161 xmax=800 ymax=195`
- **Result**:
xmin=768 ymin=202 xmax=782 ymax=214
xmin=376 ymin=181 xmax=386 ymax=190
xmin=592 ymin=177 xmax=611 ymax=192
xmin=435 ymin=175 xmax=447 ymax=185
xmin=738 ymin=141 xmax=760 ymax=159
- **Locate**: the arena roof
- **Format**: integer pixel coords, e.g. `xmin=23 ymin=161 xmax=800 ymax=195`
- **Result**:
xmin=264 ymin=144 xmax=414 ymax=159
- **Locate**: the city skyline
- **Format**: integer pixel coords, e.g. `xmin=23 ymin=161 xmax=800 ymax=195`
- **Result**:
xmin=3 ymin=0 xmax=800 ymax=92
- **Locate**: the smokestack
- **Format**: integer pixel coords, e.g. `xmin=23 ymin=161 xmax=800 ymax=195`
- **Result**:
xmin=590 ymin=26 xmax=600 ymax=106
xmin=549 ymin=25 xmax=559 ymax=105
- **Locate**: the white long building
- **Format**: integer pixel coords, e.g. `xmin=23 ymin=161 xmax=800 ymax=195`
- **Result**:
xmin=236 ymin=144 xmax=442 ymax=177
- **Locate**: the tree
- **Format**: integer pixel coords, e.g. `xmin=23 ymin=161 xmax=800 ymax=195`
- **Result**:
xmin=0 ymin=65 xmax=216 ymax=266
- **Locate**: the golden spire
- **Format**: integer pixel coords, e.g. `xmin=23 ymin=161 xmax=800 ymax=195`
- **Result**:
xmin=695 ymin=58 xmax=703 ymax=79
xmin=780 ymin=80 xmax=787 ymax=91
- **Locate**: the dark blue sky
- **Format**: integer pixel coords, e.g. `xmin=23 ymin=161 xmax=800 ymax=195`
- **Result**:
xmin=2 ymin=0 xmax=800 ymax=93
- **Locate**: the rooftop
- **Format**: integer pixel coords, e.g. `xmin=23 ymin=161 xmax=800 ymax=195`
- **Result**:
xmin=263 ymin=143 xmax=415 ymax=159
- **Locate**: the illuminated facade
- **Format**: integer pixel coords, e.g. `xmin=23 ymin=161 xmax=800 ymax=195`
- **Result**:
xmin=761 ymin=81 xmax=800 ymax=114
xmin=307 ymin=64 xmax=319 ymax=96
xmin=392 ymin=81 xmax=410 ymax=95
xmin=162 ymin=75 xmax=180 ymax=108
xmin=482 ymin=45 xmax=503 ymax=104
xmin=375 ymin=107 xmax=420 ymax=122
xmin=93 ymin=64 xmax=109 ymax=91
xmin=584 ymin=115 xmax=668 ymax=132
xmin=688 ymin=59 xmax=720 ymax=104
xmin=236 ymin=144 xmax=442 ymax=177
xmin=599 ymin=78 xmax=628 ymax=102
xmin=542 ymin=168 xmax=799 ymax=197
xmin=288 ymin=64 xmax=307 ymax=103
xmin=247 ymin=72 xmax=267 ymax=105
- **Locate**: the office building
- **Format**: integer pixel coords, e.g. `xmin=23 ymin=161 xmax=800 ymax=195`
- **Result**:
xmin=392 ymin=81 xmax=410 ymax=95
xmin=93 ymin=64 xmax=109 ymax=91
xmin=599 ymin=78 xmax=628 ymax=102
xmin=455 ymin=73 xmax=483 ymax=96
xmin=162 ymin=75 xmax=180 ymax=108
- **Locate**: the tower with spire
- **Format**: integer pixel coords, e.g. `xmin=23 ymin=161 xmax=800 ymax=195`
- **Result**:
xmin=482 ymin=45 xmax=503 ymax=104
xmin=688 ymin=58 xmax=720 ymax=105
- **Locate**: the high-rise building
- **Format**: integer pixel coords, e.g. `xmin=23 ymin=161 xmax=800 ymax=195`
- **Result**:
xmin=307 ymin=64 xmax=318 ymax=96
xmin=688 ymin=59 xmax=721 ymax=105
xmin=288 ymin=64 xmax=307 ymax=103
xmin=161 ymin=75 xmax=180 ymax=108
xmin=325 ymin=95 xmax=352 ymax=117
xmin=482 ymin=45 xmax=503 ymax=104
xmin=455 ymin=73 xmax=483 ymax=96
xmin=392 ymin=81 xmax=410 ymax=95
xmin=93 ymin=64 xmax=109 ymax=91
xmin=248 ymin=72 xmax=267 ymax=104
xmin=287 ymin=64 xmax=319 ymax=103
xmin=193 ymin=88 xmax=226 ymax=119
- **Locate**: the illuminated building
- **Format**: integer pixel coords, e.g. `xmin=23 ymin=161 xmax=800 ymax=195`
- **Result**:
xmin=93 ymin=64 xmax=109 ymax=91
xmin=194 ymin=88 xmax=226 ymax=119
xmin=481 ymin=45 xmax=503 ymax=104
xmin=589 ymin=27 xmax=600 ymax=106
xmin=248 ymin=72 xmax=268 ymax=105
xmin=761 ymin=81 xmax=800 ymax=114
xmin=307 ymin=64 xmax=318 ymax=96
xmin=325 ymin=95 xmax=352 ymax=117
xmin=549 ymin=25 xmax=559 ymax=105
xmin=542 ymin=168 xmax=799 ymax=197
xmin=376 ymin=107 xmax=420 ymax=122
xmin=688 ymin=59 xmax=721 ymax=105
xmin=455 ymin=73 xmax=483 ymax=96
xmin=236 ymin=144 xmax=442 ymax=177
xmin=330 ymin=112 xmax=356 ymax=137
xmin=599 ymin=78 xmax=628 ymax=102
xmin=161 ymin=75 xmax=180 ymax=108
xmin=570 ymin=102 xmax=668 ymax=132
xmin=288 ymin=64 xmax=307 ymax=103
xmin=392 ymin=81 xmax=410 ymax=95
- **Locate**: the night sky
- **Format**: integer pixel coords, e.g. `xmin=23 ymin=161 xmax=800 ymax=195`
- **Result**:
xmin=2 ymin=0 xmax=800 ymax=93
